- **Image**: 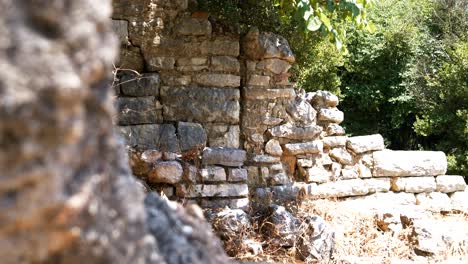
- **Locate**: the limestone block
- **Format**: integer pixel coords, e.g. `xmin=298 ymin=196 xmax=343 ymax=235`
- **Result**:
xmin=200 ymin=38 xmax=240 ymax=56
xmin=205 ymin=124 xmax=240 ymax=148
xmin=160 ymin=74 xmax=191 ymax=86
xmin=331 ymin=162 xmax=342 ymax=178
xmin=176 ymin=57 xmax=208 ymax=66
xmin=450 ymin=190 xmax=468 ymax=211
xmin=268 ymin=123 xmax=322 ymax=140
xmin=306 ymin=166 xmax=332 ymax=183
xmin=202 ymin=148 xmax=246 ymax=167
xmin=119 ymin=124 xmax=179 ymax=152
xmin=200 ymin=198 xmax=249 ymax=210
xmin=161 ymin=87 xmax=240 ymax=124
xmin=310 ymin=90 xmax=339 ymax=108
xmin=358 ymin=164 xmax=372 ymax=178
xmin=200 ymin=166 xmax=226 ymax=182
xmin=341 ymin=165 xmax=359 ymax=179
xmin=322 ymin=136 xmax=347 ymax=148
xmin=117 ymin=46 xmax=145 ymax=72
xmin=364 ymin=178 xmax=391 ymax=193
xmin=119 ymin=72 xmax=160 ymax=97
xmin=256 ymin=58 xmax=291 ymax=74
xmin=329 ymin=148 xmax=354 ymax=165
xmin=211 ymin=56 xmax=240 ymax=73
xmin=175 ymin=17 xmax=212 ymax=36
xmin=247 ymin=75 xmax=270 ymax=87
xmin=347 ymin=134 xmax=384 ymax=154
xmin=318 ymin=107 xmax=344 ymax=124
xmin=269 ymin=172 xmax=291 ymax=185
xmin=183 ymin=163 xmax=198 ymax=183
xmin=147 ymin=57 xmax=176 ymax=71
xmin=286 ymin=98 xmax=317 ymax=125
xmin=284 ymin=141 xmax=323 ymax=155
xmin=177 ymin=122 xmax=207 ymax=152
xmin=116 ymin=97 xmax=163 ymax=125
xmin=242 ymin=27 xmax=295 ymax=62
xmin=312 ymin=179 xmax=369 ymax=198
xmin=251 ymin=155 xmax=281 ymax=164
xmin=244 ymin=87 xmax=295 ymax=100
xmin=193 ymin=73 xmax=240 ymax=88
xmin=373 ymin=150 xmax=447 ymax=177
xmin=298 ymin=158 xmax=314 ymax=168
xmin=111 ymin=19 xmax=128 ymax=45
xmin=415 ymin=192 xmax=452 ymax=211
xmin=177 ymin=184 xmax=249 ymax=198
xmin=228 ymin=168 xmax=248 ymax=182
xmin=435 ymin=175 xmax=466 ymax=193
xmin=265 ymin=139 xmax=283 ymax=156
xmin=326 ymin=123 xmax=346 ymax=136
xmin=149 ymin=161 xmax=183 ymax=184
xmin=391 ymin=176 xmax=436 ymax=193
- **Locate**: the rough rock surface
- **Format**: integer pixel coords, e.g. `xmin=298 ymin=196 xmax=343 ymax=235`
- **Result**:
xmin=297 ymin=215 xmax=335 ymax=262
xmin=373 ymin=150 xmax=447 ymax=177
xmin=261 ymin=205 xmax=299 ymax=247
xmin=0 ymin=1 xmax=231 ymax=263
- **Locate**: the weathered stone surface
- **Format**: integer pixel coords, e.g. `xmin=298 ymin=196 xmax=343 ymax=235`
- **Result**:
xmin=193 ymin=73 xmax=240 ymax=88
xmin=202 ymin=148 xmax=247 ymax=167
xmin=312 ymin=179 xmax=369 ymax=198
xmin=116 ymin=97 xmax=163 ymax=125
xmin=326 ymin=123 xmax=346 ymax=136
xmin=329 ymin=148 xmax=354 ymax=165
xmin=246 ymin=74 xmax=270 ymax=87
xmin=177 ymin=184 xmax=249 ymax=198
xmin=373 ymin=150 xmax=447 ymax=177
xmin=415 ymin=192 xmax=452 ymax=212
xmin=178 ymin=122 xmax=207 ymax=152
xmin=160 ymin=74 xmax=191 ymax=86
xmin=117 ymin=45 xmax=145 ymax=72
xmin=435 ymin=175 xmax=466 ymax=193
xmin=364 ymin=178 xmax=391 ymax=193
xmin=310 ymin=90 xmax=339 ymax=108
xmin=161 ymin=87 xmax=240 ymax=124
xmin=200 ymin=198 xmax=250 ymax=210
xmin=391 ymin=177 xmax=437 ymax=193
xmin=211 ymin=56 xmax=240 ymax=73
xmin=119 ymin=124 xmax=180 ymax=152
xmin=120 ymin=72 xmax=160 ymax=97
xmin=111 ymin=19 xmax=128 ymax=44
xmin=212 ymin=209 xmax=252 ymax=240
xmin=265 ymin=139 xmax=283 ymax=156
xmin=147 ymin=57 xmax=176 ymax=71
xmin=149 ymin=161 xmax=183 ymax=184
xmin=200 ymin=166 xmax=226 ymax=182
xmin=297 ymin=215 xmax=335 ymax=263
xmin=261 ymin=205 xmax=299 ymax=247
xmin=284 ymin=141 xmax=323 ymax=155
xmin=243 ymin=27 xmax=295 ymax=62
xmin=256 ymin=58 xmax=292 ymax=74
xmin=323 ymin=136 xmax=347 ymax=148
xmin=347 ymin=134 xmax=385 ymax=154
xmin=268 ymin=124 xmax=322 ymax=140
xmin=205 ymin=124 xmax=240 ymax=148
xmin=228 ymin=168 xmax=248 ymax=182
xmin=251 ymin=155 xmax=281 ymax=164
xmin=244 ymin=87 xmax=295 ymax=100
xmin=286 ymin=98 xmax=317 ymax=125
xmin=177 ymin=57 xmax=208 ymax=67
xmin=307 ymin=166 xmax=332 ymax=183
xmin=375 ymin=210 xmax=402 ymax=233
xmin=358 ymin=163 xmax=372 ymax=178
xmin=450 ymin=190 xmax=468 ymax=212
xmin=318 ymin=107 xmax=344 ymax=124
xmin=175 ymin=17 xmax=212 ymax=36
xmin=341 ymin=165 xmax=359 ymax=179
xmin=200 ymin=38 xmax=240 ymax=56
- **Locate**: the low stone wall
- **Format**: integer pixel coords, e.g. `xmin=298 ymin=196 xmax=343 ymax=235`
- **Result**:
xmin=111 ymin=0 xmax=466 ymax=211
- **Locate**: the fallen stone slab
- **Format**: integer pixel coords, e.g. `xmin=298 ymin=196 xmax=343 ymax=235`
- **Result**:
xmin=346 ymin=134 xmax=384 ymax=154
xmin=373 ymin=150 xmax=447 ymax=177
xmin=202 ymin=148 xmax=246 ymax=167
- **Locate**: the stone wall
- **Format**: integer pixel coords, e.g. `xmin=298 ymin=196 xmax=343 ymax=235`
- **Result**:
xmin=111 ymin=0 xmax=466 ymax=211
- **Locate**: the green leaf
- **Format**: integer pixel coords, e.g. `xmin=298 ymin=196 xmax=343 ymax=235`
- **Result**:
xmin=366 ymin=21 xmax=376 ymax=33
xmin=319 ymin=12 xmax=332 ymax=31
xmin=307 ymin=16 xmax=322 ymax=31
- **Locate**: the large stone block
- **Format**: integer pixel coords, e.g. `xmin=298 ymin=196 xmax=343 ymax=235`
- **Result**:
xmin=312 ymin=179 xmax=369 ymax=198
xmin=200 ymin=198 xmax=249 ymax=210
xmin=391 ymin=176 xmax=437 ymax=193
xmin=284 ymin=141 xmax=323 ymax=155
xmin=323 ymin=136 xmax=347 ymax=148
xmin=246 ymin=75 xmax=270 ymax=87
xmin=116 ymin=46 xmax=145 ymax=72
xmin=251 ymin=155 xmax=281 ymax=164
xmin=256 ymin=58 xmax=291 ymax=74
xmin=177 ymin=184 xmax=249 ymax=198
xmin=177 ymin=122 xmax=207 ymax=152
xmin=363 ymin=178 xmax=391 ymax=193
xmin=202 ymin=148 xmax=247 ymax=167
xmin=268 ymin=124 xmax=322 ymax=140
xmin=435 ymin=175 xmax=466 ymax=193
xmin=200 ymin=166 xmax=226 ymax=182
xmin=118 ymin=124 xmax=180 ymax=152
xmin=244 ymin=87 xmax=295 ymax=100
xmin=175 ymin=17 xmax=212 ymax=36
xmin=286 ymin=98 xmax=317 ymax=125
xmin=317 ymin=107 xmax=344 ymax=124
xmin=329 ymin=148 xmax=354 ymax=165
xmin=205 ymin=124 xmax=240 ymax=148
xmin=116 ymin=97 xmax=162 ymax=125
xmin=415 ymin=192 xmax=452 ymax=211
xmin=119 ymin=72 xmax=160 ymax=97
xmin=210 ymin=56 xmax=240 ymax=73
xmin=242 ymin=27 xmax=295 ymax=62
xmin=193 ymin=73 xmax=240 ymax=88
xmin=306 ymin=166 xmax=332 ymax=183
xmin=228 ymin=168 xmax=248 ymax=182
xmin=347 ymin=134 xmax=384 ymax=154
xmin=148 ymin=161 xmax=183 ymax=184
xmin=310 ymin=90 xmax=339 ymax=108
xmin=265 ymin=139 xmax=283 ymax=156
xmin=200 ymin=38 xmax=240 ymax=56
xmin=161 ymin=86 xmax=240 ymax=124
xmin=373 ymin=150 xmax=447 ymax=177
xmin=147 ymin=57 xmax=176 ymax=71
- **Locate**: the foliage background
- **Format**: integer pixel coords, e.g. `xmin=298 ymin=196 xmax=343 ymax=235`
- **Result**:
xmin=197 ymin=0 xmax=467 ymax=177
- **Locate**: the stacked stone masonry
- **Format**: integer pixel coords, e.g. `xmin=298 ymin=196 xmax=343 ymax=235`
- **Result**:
xmin=112 ymin=0 xmax=466 ymax=211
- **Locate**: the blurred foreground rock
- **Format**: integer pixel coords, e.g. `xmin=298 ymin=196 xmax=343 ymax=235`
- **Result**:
xmin=0 ymin=0 xmax=230 ymax=263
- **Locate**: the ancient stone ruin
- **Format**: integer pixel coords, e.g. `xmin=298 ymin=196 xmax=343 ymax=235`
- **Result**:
xmin=112 ymin=0 xmax=467 ymax=212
